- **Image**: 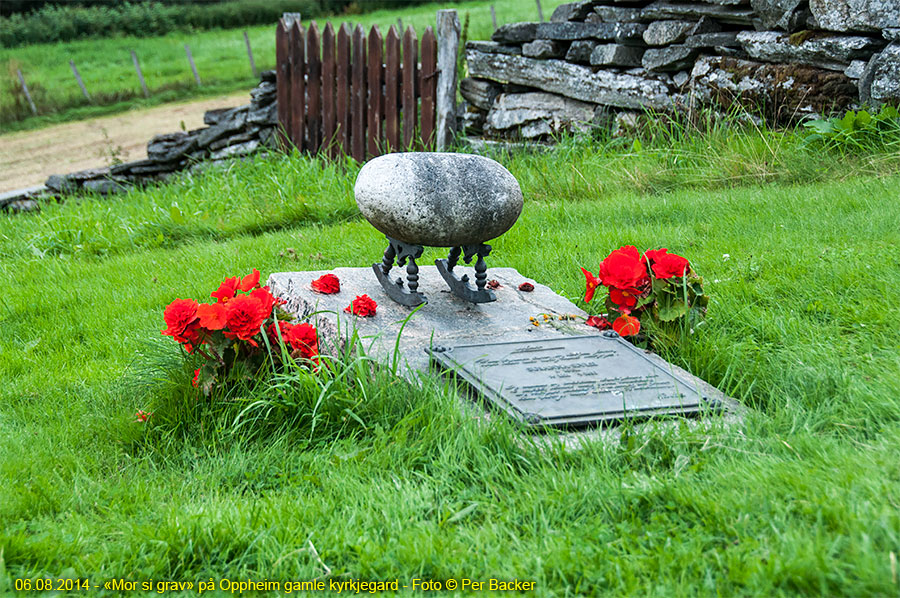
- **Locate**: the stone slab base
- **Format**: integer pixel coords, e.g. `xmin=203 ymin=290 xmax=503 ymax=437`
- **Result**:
xmin=268 ymin=266 xmax=744 ymax=443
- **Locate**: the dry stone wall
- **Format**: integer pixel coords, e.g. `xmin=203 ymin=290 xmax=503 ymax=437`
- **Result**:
xmin=461 ymin=0 xmax=899 ymax=140
xmin=2 ymin=71 xmax=278 ymax=214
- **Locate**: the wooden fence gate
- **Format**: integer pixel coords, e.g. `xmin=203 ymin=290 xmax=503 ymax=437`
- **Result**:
xmin=276 ymin=17 xmax=439 ymax=162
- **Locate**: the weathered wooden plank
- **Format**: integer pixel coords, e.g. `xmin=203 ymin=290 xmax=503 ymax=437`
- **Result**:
xmin=367 ymin=25 xmax=384 ymax=158
xmin=69 ymin=60 xmax=91 ymax=101
xmin=276 ymin=18 xmax=292 ymax=151
xmin=402 ymin=27 xmax=418 ymax=150
xmin=289 ymin=20 xmax=305 ymax=152
xmin=384 ymin=25 xmax=401 ymax=153
xmin=435 ymin=10 xmax=460 ymax=151
xmin=351 ymin=24 xmax=367 ymax=162
xmin=307 ymin=21 xmax=322 ymax=154
xmin=322 ymin=22 xmax=337 ymax=158
xmin=337 ymin=23 xmax=352 ymax=157
xmin=420 ymin=26 xmax=437 ymax=149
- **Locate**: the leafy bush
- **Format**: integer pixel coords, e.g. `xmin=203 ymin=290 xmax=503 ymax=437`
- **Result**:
xmin=802 ymin=105 xmax=900 ymax=153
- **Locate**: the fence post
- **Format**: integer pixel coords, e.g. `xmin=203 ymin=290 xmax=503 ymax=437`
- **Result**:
xmin=490 ymin=5 xmax=498 ymax=31
xmin=16 ymin=69 xmax=38 ymax=116
xmin=131 ymin=50 xmax=149 ymax=97
xmin=69 ymin=60 xmax=91 ymax=101
xmin=185 ymin=44 xmax=201 ymax=86
xmin=243 ymin=31 xmax=258 ymax=78
xmin=536 ymin=0 xmax=544 ymax=21
xmin=435 ymin=10 xmax=460 ymax=151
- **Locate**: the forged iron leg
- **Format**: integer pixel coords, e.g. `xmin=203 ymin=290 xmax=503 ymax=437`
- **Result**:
xmin=371 ymin=236 xmax=426 ymax=307
xmin=435 ymin=243 xmax=497 ymax=304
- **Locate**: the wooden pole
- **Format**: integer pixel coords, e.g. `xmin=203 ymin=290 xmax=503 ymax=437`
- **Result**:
xmin=435 ymin=10 xmax=460 ymax=151
xmin=185 ymin=44 xmax=201 ymax=86
xmin=16 ymin=69 xmax=37 ymax=116
xmin=69 ymin=60 xmax=91 ymax=101
xmin=536 ymin=0 xmax=544 ymax=21
xmin=490 ymin=5 xmax=498 ymax=31
xmin=243 ymin=30 xmax=258 ymax=78
xmin=130 ymin=50 xmax=149 ymax=97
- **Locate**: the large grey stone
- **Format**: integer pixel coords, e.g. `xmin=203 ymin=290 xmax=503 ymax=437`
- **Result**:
xmin=642 ymin=0 xmax=756 ymax=25
xmin=209 ymin=139 xmax=260 ymax=160
xmin=492 ymin=22 xmax=539 ymax=43
xmin=208 ymin=128 xmax=261 ymax=151
xmin=691 ymin=55 xmax=858 ymax=122
xmin=535 ymin=22 xmax=647 ymax=43
xmin=551 ymin=1 xmax=599 ymax=22
xmin=643 ymin=20 xmax=696 ymax=45
xmin=566 ymin=40 xmax=598 ymax=63
xmin=686 ymin=31 xmax=742 ymax=47
xmin=885 ymin=29 xmax=900 ymax=41
xmin=83 ymin=178 xmax=130 ymax=195
xmin=196 ymin=106 xmax=249 ymax=148
xmin=147 ymin=131 xmax=199 ymax=162
xmin=750 ymin=0 xmax=806 ymax=30
xmin=484 ymin=91 xmax=599 ymax=138
xmin=844 ymin=59 xmax=867 ymax=78
xmin=354 ymin=153 xmax=523 ymax=247
xmin=249 ymin=81 xmax=276 ymax=107
xmin=466 ymin=40 xmax=523 ymax=56
xmin=591 ymin=43 xmax=646 ymax=66
xmin=858 ymin=43 xmax=900 ymax=106
xmin=809 ymin=0 xmax=900 ymax=33
xmin=522 ymin=39 xmax=568 ymax=58
xmin=594 ymin=6 xmax=644 ymax=23
xmin=467 ymin=50 xmax=675 ymax=110
xmin=247 ymin=102 xmax=278 ymax=126
xmin=643 ymin=45 xmax=698 ymax=71
xmin=460 ymin=77 xmax=502 ymax=110
xmin=738 ymin=30 xmax=885 ymax=70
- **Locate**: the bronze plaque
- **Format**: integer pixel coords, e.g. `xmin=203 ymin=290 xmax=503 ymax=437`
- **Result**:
xmin=428 ymin=332 xmax=713 ymax=427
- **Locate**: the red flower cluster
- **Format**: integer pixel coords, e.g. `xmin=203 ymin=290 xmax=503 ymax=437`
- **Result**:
xmin=345 ymin=294 xmax=377 ymax=317
xmin=581 ymin=246 xmax=702 ymax=339
xmin=161 ymin=269 xmax=319 ymax=394
xmin=311 ymin=273 xmax=340 ymax=294
xmin=268 ymin=321 xmax=318 ymax=361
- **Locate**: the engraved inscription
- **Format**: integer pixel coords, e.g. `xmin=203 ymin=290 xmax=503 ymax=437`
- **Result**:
xmin=430 ymin=335 xmax=706 ymax=426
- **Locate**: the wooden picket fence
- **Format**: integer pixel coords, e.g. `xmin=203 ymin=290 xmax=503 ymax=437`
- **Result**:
xmin=275 ymin=18 xmax=438 ymax=162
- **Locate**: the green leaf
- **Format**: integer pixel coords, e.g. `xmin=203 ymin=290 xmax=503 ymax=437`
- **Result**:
xmin=632 ymin=138 xmax=642 ymax=152
xmin=657 ymin=294 xmax=687 ymax=322
xmin=169 ymin=204 xmax=185 ymax=225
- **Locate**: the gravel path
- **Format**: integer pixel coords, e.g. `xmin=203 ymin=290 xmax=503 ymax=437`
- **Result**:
xmin=0 ymin=91 xmax=251 ymax=194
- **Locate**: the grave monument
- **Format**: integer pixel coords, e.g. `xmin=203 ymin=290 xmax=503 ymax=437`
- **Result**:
xmin=268 ymin=152 xmax=740 ymax=431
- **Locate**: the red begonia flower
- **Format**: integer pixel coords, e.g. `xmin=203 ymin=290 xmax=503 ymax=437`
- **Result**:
xmin=196 ymin=302 xmax=227 ymax=330
xmin=651 ymin=252 xmax=690 ymax=279
xmin=161 ymin=298 xmax=200 ymax=344
xmin=487 ymin=279 xmax=501 ymax=290
xmin=191 ymin=368 xmax=200 ymax=388
xmin=250 ymin=286 xmax=279 ymax=317
xmin=518 ymin=282 xmax=535 ymax=292
xmin=598 ymin=245 xmax=649 ymax=291
xmin=609 ymin=287 xmax=638 ymax=309
xmin=224 ymin=294 xmax=269 ymax=341
xmin=613 ymin=314 xmax=641 ymax=337
xmin=134 ymin=410 xmax=152 ymax=423
xmin=585 ymin=315 xmax=611 ymax=330
xmin=239 ymin=269 xmax=261 ymax=292
xmin=345 ymin=294 xmax=377 ymax=317
xmin=581 ymin=267 xmax=601 ymax=302
xmin=211 ymin=277 xmax=240 ymax=303
xmin=311 ymin=273 xmax=341 ymax=294
xmin=642 ymin=247 xmax=669 ymax=265
xmin=269 ymin=321 xmax=319 ymax=360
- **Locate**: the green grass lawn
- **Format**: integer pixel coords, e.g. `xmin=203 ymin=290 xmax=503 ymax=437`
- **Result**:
xmin=1 ymin=0 xmax=563 ymax=133
xmin=1 ymin=126 xmax=899 ymax=596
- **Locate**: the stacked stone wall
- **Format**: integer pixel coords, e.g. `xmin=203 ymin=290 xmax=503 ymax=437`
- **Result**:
xmin=461 ymin=0 xmax=899 ymax=139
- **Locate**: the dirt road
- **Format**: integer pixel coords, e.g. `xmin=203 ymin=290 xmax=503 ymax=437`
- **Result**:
xmin=0 ymin=91 xmax=252 ymax=193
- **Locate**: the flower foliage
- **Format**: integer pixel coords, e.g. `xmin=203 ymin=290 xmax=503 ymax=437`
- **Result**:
xmin=581 ymin=246 xmax=707 ymax=342
xmin=162 ymin=269 xmax=319 ymax=394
